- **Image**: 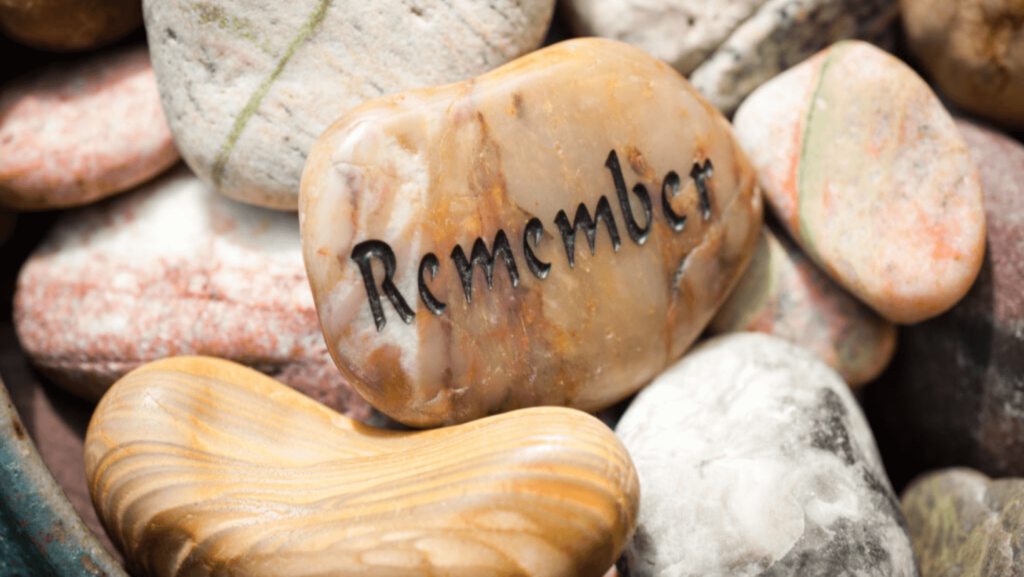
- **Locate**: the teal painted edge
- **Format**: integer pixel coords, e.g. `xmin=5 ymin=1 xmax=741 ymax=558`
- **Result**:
xmin=0 ymin=380 xmax=128 ymax=577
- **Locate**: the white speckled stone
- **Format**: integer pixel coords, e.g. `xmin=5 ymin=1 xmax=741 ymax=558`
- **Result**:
xmin=615 ymin=333 xmax=918 ymax=577
xmin=144 ymin=0 xmax=556 ymax=210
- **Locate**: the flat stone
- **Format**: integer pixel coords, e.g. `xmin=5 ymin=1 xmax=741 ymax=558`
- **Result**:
xmin=861 ymin=119 xmax=1024 ymax=490
xmin=709 ymin=224 xmax=896 ymax=387
xmin=902 ymin=468 xmax=1024 ymax=577
xmin=14 ymin=165 xmax=373 ymax=422
xmin=0 ymin=0 xmax=141 ymax=51
xmin=301 ymin=38 xmax=762 ymax=427
xmin=901 ymin=0 xmax=1024 ymax=129
xmin=733 ymin=40 xmax=986 ymax=324
xmin=0 ymin=45 xmax=179 ymax=210
xmin=615 ymin=333 xmax=918 ymax=577
xmin=145 ymin=0 xmax=555 ymax=210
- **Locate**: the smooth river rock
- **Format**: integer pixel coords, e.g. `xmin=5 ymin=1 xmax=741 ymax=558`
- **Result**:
xmin=862 ymin=119 xmax=1024 ymax=491
xmin=301 ymin=38 xmax=762 ymax=427
xmin=733 ymin=40 xmax=986 ymax=325
xmin=145 ymin=0 xmax=556 ymax=210
xmin=709 ymin=224 xmax=896 ymax=387
xmin=615 ymin=333 xmax=917 ymax=577
xmin=0 ymin=45 xmax=179 ymax=210
xmin=86 ymin=356 xmax=639 ymax=577
xmin=902 ymin=468 xmax=1024 ymax=577
xmin=14 ymin=165 xmax=372 ymax=421
xmin=901 ymin=0 xmax=1024 ymax=129
xmin=0 ymin=0 xmax=141 ymax=51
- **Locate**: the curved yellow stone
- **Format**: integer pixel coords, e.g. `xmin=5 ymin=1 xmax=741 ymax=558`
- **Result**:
xmin=85 ymin=357 xmax=639 ymax=577
xmin=301 ymin=37 xmax=762 ymax=427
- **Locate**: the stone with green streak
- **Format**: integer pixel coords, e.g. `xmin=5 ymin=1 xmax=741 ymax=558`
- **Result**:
xmin=902 ymin=468 xmax=1024 ymax=577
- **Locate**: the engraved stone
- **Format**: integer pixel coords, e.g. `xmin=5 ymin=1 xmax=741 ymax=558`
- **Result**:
xmin=0 ymin=46 xmax=179 ymax=210
xmin=901 ymin=468 xmax=1024 ymax=577
xmin=709 ymin=224 xmax=897 ymax=387
xmin=301 ymin=38 xmax=762 ymax=427
xmin=733 ymin=40 xmax=986 ymax=325
xmin=14 ymin=165 xmax=372 ymax=421
xmin=615 ymin=333 xmax=918 ymax=577
xmin=144 ymin=0 xmax=555 ymax=209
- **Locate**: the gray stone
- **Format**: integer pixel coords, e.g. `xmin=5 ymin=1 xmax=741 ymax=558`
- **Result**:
xmin=615 ymin=333 xmax=917 ymax=577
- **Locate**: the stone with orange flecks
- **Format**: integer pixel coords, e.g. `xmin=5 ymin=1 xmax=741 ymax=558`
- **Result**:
xmin=732 ymin=40 xmax=986 ymax=325
xmin=0 ymin=45 xmax=179 ymax=210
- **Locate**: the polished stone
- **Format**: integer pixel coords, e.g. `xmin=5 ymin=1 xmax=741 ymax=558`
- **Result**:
xmin=710 ymin=224 xmax=896 ymax=387
xmin=733 ymin=40 xmax=985 ymax=324
xmin=301 ymin=38 xmax=762 ymax=427
xmin=0 ymin=0 xmax=141 ymax=51
xmin=615 ymin=333 xmax=918 ymax=577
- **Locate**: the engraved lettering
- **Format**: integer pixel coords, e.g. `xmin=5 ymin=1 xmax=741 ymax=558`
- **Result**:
xmin=418 ymin=253 xmax=446 ymax=315
xmin=450 ymin=230 xmax=520 ymax=304
xmin=661 ymin=171 xmax=687 ymax=232
xmin=351 ymin=240 xmax=415 ymax=332
xmin=605 ymin=150 xmax=653 ymax=245
xmin=691 ymin=159 xmax=714 ymax=221
xmin=523 ymin=218 xmax=551 ymax=280
xmin=554 ymin=196 xmax=621 ymax=269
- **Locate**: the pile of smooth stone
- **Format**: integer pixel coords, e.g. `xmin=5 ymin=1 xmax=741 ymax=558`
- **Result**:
xmin=1 ymin=0 xmax=1022 ymax=575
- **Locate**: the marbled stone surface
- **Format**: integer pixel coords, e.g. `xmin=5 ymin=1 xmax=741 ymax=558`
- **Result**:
xmin=0 ymin=0 xmax=141 ymax=51
xmin=901 ymin=0 xmax=1024 ymax=129
xmin=301 ymin=38 xmax=762 ymax=427
xmin=14 ymin=165 xmax=372 ymax=421
xmin=86 ymin=356 xmax=639 ymax=577
xmin=902 ymin=468 xmax=1024 ymax=577
xmin=733 ymin=40 xmax=985 ymax=324
xmin=709 ymin=224 xmax=896 ymax=387
xmin=615 ymin=333 xmax=917 ymax=577
xmin=862 ymin=119 xmax=1024 ymax=490
xmin=145 ymin=0 xmax=556 ymax=209
xmin=0 ymin=45 xmax=179 ymax=210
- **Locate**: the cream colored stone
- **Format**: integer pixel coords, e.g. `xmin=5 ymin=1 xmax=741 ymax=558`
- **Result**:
xmin=145 ymin=0 xmax=555 ymax=210
xmin=301 ymin=38 xmax=762 ymax=427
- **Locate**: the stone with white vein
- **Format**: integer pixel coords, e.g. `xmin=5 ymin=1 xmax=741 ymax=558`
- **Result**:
xmin=615 ymin=333 xmax=918 ymax=577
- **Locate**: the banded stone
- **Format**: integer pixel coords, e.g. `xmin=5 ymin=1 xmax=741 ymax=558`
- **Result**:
xmin=301 ymin=38 xmax=762 ymax=427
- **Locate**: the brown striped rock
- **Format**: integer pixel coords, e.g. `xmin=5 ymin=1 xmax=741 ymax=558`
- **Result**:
xmin=0 ymin=45 xmax=179 ymax=210
xmin=85 ymin=356 xmax=640 ymax=577
xmin=14 ymin=165 xmax=371 ymax=421
xmin=733 ymin=40 xmax=986 ymax=325
xmin=301 ymin=38 xmax=762 ymax=427
xmin=0 ymin=0 xmax=141 ymax=51
xmin=145 ymin=0 xmax=555 ymax=209
xmin=710 ymin=224 xmax=897 ymax=387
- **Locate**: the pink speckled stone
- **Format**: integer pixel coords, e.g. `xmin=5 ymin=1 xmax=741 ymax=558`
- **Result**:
xmin=0 ymin=45 xmax=179 ymax=210
xmin=13 ymin=164 xmax=373 ymax=422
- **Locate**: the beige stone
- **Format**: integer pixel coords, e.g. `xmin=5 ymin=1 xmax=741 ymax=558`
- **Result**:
xmin=301 ymin=38 xmax=762 ymax=427
xmin=0 ymin=0 xmax=141 ymax=51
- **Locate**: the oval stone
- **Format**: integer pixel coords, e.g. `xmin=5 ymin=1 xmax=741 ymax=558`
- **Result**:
xmin=709 ymin=224 xmax=897 ymax=387
xmin=0 ymin=46 xmax=179 ymax=210
xmin=144 ymin=0 xmax=555 ymax=209
xmin=0 ymin=0 xmax=141 ymax=51
xmin=902 ymin=468 xmax=1024 ymax=577
xmin=14 ymin=165 xmax=373 ymax=421
xmin=301 ymin=38 xmax=762 ymax=427
xmin=733 ymin=40 xmax=986 ymax=325
xmin=615 ymin=333 xmax=917 ymax=577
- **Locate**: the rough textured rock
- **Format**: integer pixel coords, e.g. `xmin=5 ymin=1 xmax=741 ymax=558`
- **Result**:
xmin=0 ymin=0 xmax=141 ymax=51
xmin=862 ymin=119 xmax=1024 ymax=492
xmin=690 ymin=0 xmax=898 ymax=115
xmin=14 ymin=165 xmax=372 ymax=421
xmin=562 ymin=0 xmax=897 ymax=116
xmin=0 ymin=45 xmax=179 ymax=210
xmin=144 ymin=0 xmax=555 ymax=210
xmin=709 ymin=224 xmax=896 ymax=387
xmin=733 ymin=40 xmax=985 ymax=325
xmin=615 ymin=333 xmax=918 ymax=577
xmin=902 ymin=468 xmax=1024 ymax=577
xmin=901 ymin=0 xmax=1024 ymax=129
xmin=301 ymin=38 xmax=762 ymax=427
